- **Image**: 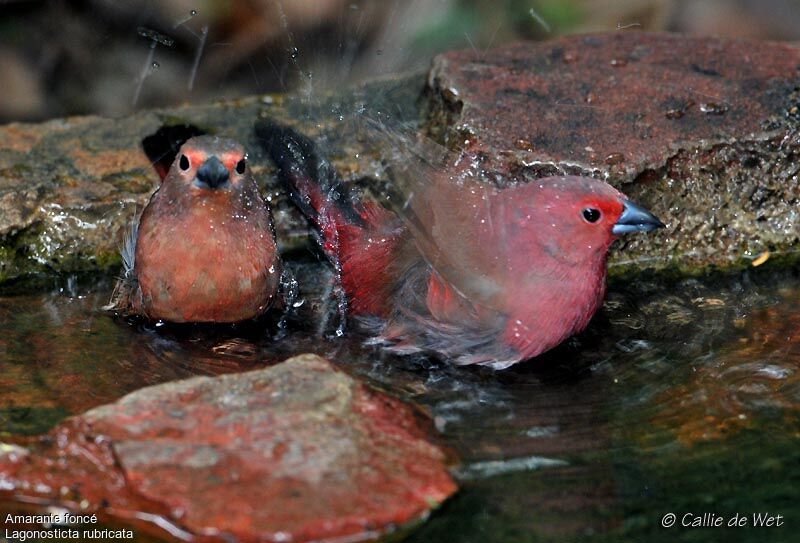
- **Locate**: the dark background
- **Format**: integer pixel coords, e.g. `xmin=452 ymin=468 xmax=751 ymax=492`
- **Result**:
xmin=3 ymin=0 xmax=800 ymax=122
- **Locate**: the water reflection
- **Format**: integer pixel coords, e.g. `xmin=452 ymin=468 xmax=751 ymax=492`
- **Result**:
xmin=644 ymin=299 xmax=800 ymax=446
xmin=1 ymin=265 xmax=799 ymax=541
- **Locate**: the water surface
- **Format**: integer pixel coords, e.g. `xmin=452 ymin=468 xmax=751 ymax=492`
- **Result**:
xmin=1 ymin=263 xmax=798 ymax=542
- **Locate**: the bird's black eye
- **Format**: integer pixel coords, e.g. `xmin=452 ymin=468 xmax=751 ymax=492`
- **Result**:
xmin=582 ymin=208 xmax=601 ymax=223
xmin=179 ymin=154 xmax=190 ymax=171
xmin=235 ymin=158 xmax=246 ymax=174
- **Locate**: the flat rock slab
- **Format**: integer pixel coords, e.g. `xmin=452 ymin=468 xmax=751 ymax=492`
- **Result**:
xmin=0 ymin=75 xmax=418 ymax=284
xmin=3 ymin=32 xmax=800 ymax=282
xmin=0 ymin=97 xmax=294 ymax=283
xmin=0 ymin=355 xmax=457 ymax=542
xmin=425 ymin=32 xmax=800 ymax=270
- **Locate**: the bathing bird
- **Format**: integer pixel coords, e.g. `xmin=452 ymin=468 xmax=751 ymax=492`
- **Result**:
xmin=257 ymin=120 xmax=663 ymax=368
xmin=109 ymin=135 xmax=283 ymax=323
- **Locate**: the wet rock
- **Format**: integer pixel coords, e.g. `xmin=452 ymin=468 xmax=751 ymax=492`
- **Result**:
xmin=0 ymin=75 xmax=418 ymax=284
xmin=424 ymin=32 xmax=800 ymax=271
xmin=4 ymin=32 xmax=800 ymax=282
xmin=0 ymin=100 xmax=264 ymax=283
xmin=0 ymin=354 xmax=457 ymax=542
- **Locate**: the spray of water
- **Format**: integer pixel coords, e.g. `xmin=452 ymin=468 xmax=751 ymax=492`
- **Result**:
xmin=132 ymin=26 xmax=175 ymax=106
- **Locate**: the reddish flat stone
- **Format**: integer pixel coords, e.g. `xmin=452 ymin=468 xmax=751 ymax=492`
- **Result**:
xmin=425 ymin=32 xmax=800 ymax=269
xmin=0 ymin=355 xmax=456 ymax=542
xmin=427 ymin=32 xmax=799 ymax=177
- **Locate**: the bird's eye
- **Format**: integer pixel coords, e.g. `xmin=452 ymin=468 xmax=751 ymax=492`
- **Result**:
xmin=582 ymin=208 xmax=601 ymax=223
xmin=235 ymin=158 xmax=246 ymax=174
xmin=179 ymin=154 xmax=190 ymax=171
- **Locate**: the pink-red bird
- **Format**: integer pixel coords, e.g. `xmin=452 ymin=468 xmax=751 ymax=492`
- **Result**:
xmin=109 ymin=135 xmax=282 ymax=323
xmin=257 ymin=120 xmax=664 ymax=368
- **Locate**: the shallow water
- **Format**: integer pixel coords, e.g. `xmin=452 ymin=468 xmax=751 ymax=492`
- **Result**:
xmin=1 ymin=262 xmax=799 ymax=542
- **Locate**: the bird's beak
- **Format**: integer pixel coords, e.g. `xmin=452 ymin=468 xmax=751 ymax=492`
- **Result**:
xmin=612 ymin=200 xmax=665 ymax=235
xmin=194 ymin=156 xmax=230 ymax=190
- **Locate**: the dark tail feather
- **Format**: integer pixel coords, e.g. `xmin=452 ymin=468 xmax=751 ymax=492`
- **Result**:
xmin=256 ymin=118 xmax=363 ymax=337
xmin=255 ymin=118 xmax=365 ymax=228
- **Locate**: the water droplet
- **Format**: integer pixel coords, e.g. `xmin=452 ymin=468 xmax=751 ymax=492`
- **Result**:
xmin=514 ymin=138 xmax=532 ymax=151
xmin=290 ymin=47 xmax=299 ymax=59
xmin=563 ymin=51 xmax=578 ymax=63
xmin=610 ymin=58 xmax=627 ymax=67
xmin=442 ymin=87 xmax=459 ymax=101
xmin=190 ymin=9 xmax=197 ymax=16
xmin=137 ymin=26 xmax=175 ymax=47
xmin=665 ymin=108 xmax=685 ymax=119
xmin=700 ymin=102 xmax=729 ymax=115
xmin=151 ymin=61 xmax=160 ymax=70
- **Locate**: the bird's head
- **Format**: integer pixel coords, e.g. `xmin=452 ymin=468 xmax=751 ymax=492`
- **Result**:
xmin=499 ymin=176 xmax=664 ymax=268
xmin=166 ymin=136 xmax=251 ymax=196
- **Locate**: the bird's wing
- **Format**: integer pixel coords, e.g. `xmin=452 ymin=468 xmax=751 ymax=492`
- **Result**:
xmin=365 ymin=120 xmax=507 ymax=310
xmin=362 ymin=259 xmax=518 ymax=366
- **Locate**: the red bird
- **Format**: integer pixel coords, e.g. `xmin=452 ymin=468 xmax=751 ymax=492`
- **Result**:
xmin=109 ymin=135 xmax=282 ymax=323
xmin=256 ymin=120 xmax=664 ymax=368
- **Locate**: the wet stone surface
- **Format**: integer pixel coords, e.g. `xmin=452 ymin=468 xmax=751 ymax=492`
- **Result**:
xmin=0 ymin=354 xmax=456 ymax=542
xmin=0 ymin=74 xmax=419 ymax=284
xmin=3 ymin=33 xmax=800 ymax=283
xmin=424 ymin=32 xmax=800 ymax=271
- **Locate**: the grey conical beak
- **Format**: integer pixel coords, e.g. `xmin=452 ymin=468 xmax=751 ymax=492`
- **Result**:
xmin=612 ymin=200 xmax=665 ymax=235
xmin=194 ymin=156 xmax=230 ymax=189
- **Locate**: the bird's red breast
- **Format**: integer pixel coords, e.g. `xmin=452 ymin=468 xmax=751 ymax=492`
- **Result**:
xmin=111 ymin=135 xmax=281 ymax=323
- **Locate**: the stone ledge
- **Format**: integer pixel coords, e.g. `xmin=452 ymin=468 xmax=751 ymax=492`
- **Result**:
xmin=2 ymin=33 xmax=800 ymax=283
xmin=423 ymin=32 xmax=800 ymax=271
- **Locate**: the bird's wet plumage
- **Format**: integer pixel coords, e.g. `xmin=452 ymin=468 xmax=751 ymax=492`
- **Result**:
xmin=257 ymin=119 xmax=664 ymax=368
xmin=109 ymin=135 xmax=282 ymax=323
